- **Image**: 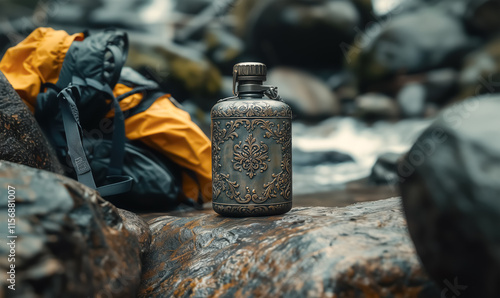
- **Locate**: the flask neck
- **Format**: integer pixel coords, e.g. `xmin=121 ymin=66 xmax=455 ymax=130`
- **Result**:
xmin=237 ymin=80 xmax=265 ymax=98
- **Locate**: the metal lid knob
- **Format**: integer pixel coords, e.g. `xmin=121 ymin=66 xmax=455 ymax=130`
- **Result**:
xmin=233 ymin=62 xmax=267 ymax=78
xmin=233 ymin=62 xmax=267 ymax=95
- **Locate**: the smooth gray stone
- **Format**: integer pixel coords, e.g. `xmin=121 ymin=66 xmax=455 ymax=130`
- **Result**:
xmin=401 ymin=95 xmax=500 ymax=297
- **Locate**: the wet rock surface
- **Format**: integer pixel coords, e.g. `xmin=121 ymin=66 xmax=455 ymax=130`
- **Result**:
xmin=0 ymin=161 xmax=142 ymax=298
xmin=139 ymin=198 xmax=438 ymax=297
xmin=0 ymin=71 xmax=62 ymax=174
xmin=118 ymin=209 xmax=151 ymax=258
xmin=401 ymin=95 xmax=500 ymax=297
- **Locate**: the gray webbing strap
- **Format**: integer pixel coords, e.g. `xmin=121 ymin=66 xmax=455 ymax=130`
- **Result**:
xmin=58 ymin=85 xmax=133 ymax=196
xmin=58 ymin=86 xmax=97 ymax=189
xmin=72 ymin=76 xmax=126 ymax=177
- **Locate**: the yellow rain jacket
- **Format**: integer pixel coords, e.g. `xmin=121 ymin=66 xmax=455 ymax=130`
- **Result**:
xmin=0 ymin=27 xmax=212 ymax=203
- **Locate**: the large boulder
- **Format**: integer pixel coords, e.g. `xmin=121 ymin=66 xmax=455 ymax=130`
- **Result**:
xmin=243 ymin=0 xmax=360 ymax=70
xmin=0 ymin=161 xmax=143 ymax=297
xmin=370 ymin=152 xmax=402 ymax=185
xmin=118 ymin=209 xmax=152 ymax=258
xmin=127 ymin=43 xmax=222 ymax=104
xmin=0 ymin=71 xmax=62 ymax=173
xmin=292 ymin=147 xmax=353 ymax=167
xmin=354 ymin=92 xmax=399 ymax=120
xmin=465 ymin=0 xmax=500 ymax=35
xmin=267 ymin=67 xmax=341 ymax=119
xmin=349 ymin=8 xmax=473 ymax=92
xmin=459 ymin=37 xmax=500 ymax=100
xmin=401 ymin=95 xmax=500 ymax=297
xmin=139 ymin=198 xmax=438 ymax=297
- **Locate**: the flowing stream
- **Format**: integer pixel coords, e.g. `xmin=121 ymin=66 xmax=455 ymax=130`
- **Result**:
xmin=292 ymin=117 xmax=432 ymax=195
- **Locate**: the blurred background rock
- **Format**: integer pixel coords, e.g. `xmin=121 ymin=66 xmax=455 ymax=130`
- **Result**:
xmin=1 ymin=0 xmax=498 ymax=203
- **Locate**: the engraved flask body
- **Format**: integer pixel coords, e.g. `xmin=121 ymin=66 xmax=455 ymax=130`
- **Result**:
xmin=211 ymin=62 xmax=292 ymax=216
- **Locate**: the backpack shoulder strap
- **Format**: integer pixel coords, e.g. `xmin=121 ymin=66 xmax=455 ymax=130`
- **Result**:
xmin=58 ymin=86 xmax=97 ymax=189
xmin=72 ymin=76 xmax=126 ymax=177
xmin=58 ymin=84 xmax=133 ymax=196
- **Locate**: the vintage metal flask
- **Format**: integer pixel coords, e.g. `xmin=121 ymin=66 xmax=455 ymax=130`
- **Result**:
xmin=211 ymin=62 xmax=292 ymax=216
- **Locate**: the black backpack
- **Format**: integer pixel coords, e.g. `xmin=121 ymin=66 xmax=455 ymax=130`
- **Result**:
xmin=35 ymin=29 xmax=183 ymax=210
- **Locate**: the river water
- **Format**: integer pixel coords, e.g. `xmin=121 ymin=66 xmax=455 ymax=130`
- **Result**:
xmin=292 ymin=117 xmax=432 ymax=195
